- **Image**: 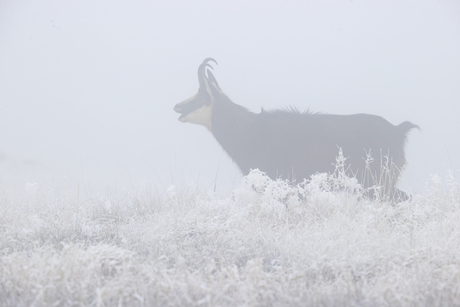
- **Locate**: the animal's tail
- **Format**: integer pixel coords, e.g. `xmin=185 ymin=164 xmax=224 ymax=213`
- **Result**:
xmin=398 ymin=121 xmax=421 ymax=134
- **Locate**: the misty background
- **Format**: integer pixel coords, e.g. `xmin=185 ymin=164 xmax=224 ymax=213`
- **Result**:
xmin=0 ymin=0 xmax=459 ymax=196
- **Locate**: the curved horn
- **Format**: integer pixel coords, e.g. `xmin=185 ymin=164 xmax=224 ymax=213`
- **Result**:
xmin=198 ymin=58 xmax=218 ymax=88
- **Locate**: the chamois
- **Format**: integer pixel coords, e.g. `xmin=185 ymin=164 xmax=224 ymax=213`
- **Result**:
xmin=174 ymin=58 xmax=419 ymax=201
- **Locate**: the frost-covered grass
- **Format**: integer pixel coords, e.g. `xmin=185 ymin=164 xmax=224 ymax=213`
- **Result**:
xmin=1 ymin=170 xmax=460 ymax=307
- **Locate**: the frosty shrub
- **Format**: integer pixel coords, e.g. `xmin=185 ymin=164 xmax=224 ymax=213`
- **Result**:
xmin=0 ymin=169 xmax=460 ymax=306
xmin=232 ymin=149 xmax=367 ymax=222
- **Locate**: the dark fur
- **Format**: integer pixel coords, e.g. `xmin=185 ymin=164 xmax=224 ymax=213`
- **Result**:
xmin=175 ymin=58 xmax=419 ymax=201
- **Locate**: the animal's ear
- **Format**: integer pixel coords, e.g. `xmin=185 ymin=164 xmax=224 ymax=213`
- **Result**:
xmin=206 ymin=69 xmax=222 ymax=96
xmin=206 ymin=70 xmax=220 ymax=89
xmin=194 ymin=76 xmax=214 ymax=107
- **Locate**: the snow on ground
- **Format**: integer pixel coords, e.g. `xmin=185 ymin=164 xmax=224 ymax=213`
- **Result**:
xmin=0 ymin=169 xmax=460 ymax=306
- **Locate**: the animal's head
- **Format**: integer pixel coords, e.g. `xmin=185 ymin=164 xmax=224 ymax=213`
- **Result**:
xmin=174 ymin=58 xmax=222 ymax=131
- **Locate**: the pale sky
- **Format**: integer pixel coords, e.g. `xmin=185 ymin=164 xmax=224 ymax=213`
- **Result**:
xmin=1 ymin=0 xmax=459 ymax=195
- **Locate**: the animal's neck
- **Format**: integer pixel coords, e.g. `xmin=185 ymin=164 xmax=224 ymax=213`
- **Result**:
xmin=210 ymin=96 xmax=258 ymax=174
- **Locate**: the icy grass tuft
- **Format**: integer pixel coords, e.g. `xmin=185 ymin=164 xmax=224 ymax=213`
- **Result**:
xmin=1 ymin=171 xmax=460 ymax=306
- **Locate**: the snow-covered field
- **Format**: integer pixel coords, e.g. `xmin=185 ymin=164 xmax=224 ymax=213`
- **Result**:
xmin=1 ymin=169 xmax=459 ymax=307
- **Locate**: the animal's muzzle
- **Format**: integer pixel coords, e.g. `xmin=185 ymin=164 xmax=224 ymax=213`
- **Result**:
xmin=174 ymin=104 xmax=187 ymax=122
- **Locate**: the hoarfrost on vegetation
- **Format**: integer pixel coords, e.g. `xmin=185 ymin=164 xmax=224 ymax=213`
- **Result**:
xmin=0 ymin=169 xmax=460 ymax=306
xmin=25 ymin=182 xmax=38 ymax=195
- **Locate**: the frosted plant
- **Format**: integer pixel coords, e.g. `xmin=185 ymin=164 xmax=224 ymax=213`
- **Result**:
xmin=239 ymin=169 xmax=300 ymax=206
xmin=25 ymin=182 xmax=38 ymax=195
xmin=1 ymin=172 xmax=460 ymax=306
xmin=167 ymin=184 xmax=177 ymax=199
xmin=446 ymin=170 xmax=459 ymax=203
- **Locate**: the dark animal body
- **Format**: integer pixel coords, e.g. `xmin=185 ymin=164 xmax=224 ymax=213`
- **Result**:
xmin=174 ymin=58 xmax=419 ymax=201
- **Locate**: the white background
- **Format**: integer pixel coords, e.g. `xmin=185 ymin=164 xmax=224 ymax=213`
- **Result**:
xmin=1 ymin=0 xmax=459 ymax=194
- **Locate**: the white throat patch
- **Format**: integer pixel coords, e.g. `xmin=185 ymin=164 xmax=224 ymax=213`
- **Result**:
xmin=180 ymin=103 xmax=213 ymax=131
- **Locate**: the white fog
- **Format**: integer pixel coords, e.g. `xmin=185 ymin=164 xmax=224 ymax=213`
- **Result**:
xmin=1 ymin=1 xmax=459 ymax=195
xmin=1 ymin=1 xmax=460 ymax=306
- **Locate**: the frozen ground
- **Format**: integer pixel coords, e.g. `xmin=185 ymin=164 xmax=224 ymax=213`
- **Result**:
xmin=1 ymin=169 xmax=460 ymax=307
